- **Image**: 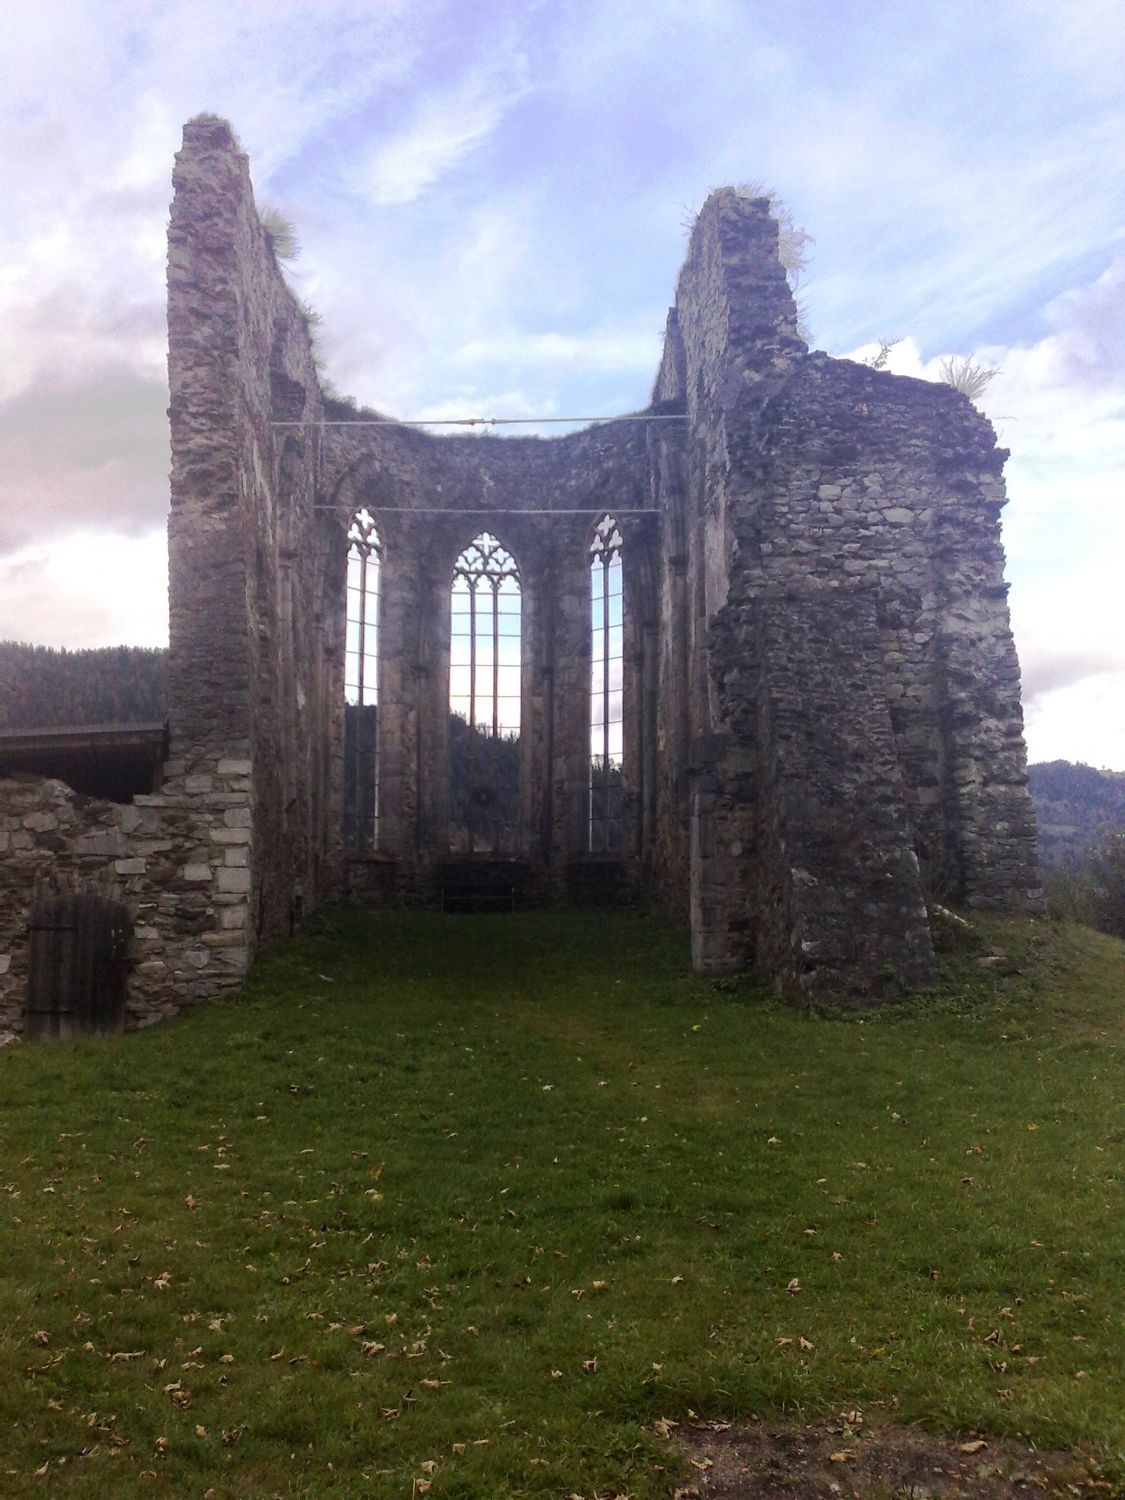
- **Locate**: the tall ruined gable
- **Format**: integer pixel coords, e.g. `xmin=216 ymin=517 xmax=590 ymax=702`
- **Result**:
xmin=645 ymin=189 xmax=1038 ymax=999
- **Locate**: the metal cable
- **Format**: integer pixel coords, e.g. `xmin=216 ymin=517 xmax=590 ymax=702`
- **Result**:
xmin=272 ymin=413 xmax=687 ymax=428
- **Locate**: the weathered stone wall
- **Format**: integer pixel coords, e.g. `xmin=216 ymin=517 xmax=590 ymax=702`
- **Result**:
xmin=1 ymin=134 xmax=1041 ymax=1029
xmin=649 ymin=190 xmax=808 ymax=969
xmin=648 ymin=188 xmax=1038 ymax=997
xmin=722 ymin=349 xmax=1037 ymax=909
xmin=320 ymin=420 xmax=658 ymax=901
xmin=0 ymin=767 xmax=257 ymax=1037
xmin=716 ymin=592 xmax=938 ymax=1002
xmin=166 ymin=116 xmax=339 ymax=958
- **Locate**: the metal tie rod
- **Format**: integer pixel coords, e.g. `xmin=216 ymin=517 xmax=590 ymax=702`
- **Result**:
xmin=272 ymin=413 xmax=687 ymax=428
xmin=312 ymin=505 xmax=659 ymax=514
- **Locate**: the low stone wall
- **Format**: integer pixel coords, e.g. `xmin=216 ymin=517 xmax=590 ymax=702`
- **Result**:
xmin=0 ymin=756 xmax=256 ymax=1038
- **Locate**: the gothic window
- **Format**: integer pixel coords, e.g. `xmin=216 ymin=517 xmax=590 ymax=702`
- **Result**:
xmin=449 ymin=533 xmax=521 ymax=854
xmin=589 ymin=514 xmax=624 ymax=853
xmin=343 ymin=508 xmax=381 ymax=849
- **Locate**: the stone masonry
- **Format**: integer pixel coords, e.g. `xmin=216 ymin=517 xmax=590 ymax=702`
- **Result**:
xmin=0 ymin=119 xmax=1040 ymax=1035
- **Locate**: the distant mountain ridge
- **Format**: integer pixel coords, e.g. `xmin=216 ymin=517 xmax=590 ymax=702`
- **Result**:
xmin=0 ymin=641 xmax=168 ymax=731
xmin=1027 ymin=760 xmax=1125 ymax=870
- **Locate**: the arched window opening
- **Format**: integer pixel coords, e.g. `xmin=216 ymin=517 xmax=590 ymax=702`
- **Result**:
xmin=449 ymin=533 xmax=521 ymax=854
xmin=343 ymin=508 xmax=381 ymax=849
xmin=590 ymin=514 xmax=624 ymax=853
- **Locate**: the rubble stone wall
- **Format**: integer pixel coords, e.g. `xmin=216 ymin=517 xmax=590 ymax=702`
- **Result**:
xmin=719 ymin=592 xmax=939 ymax=1003
xmin=0 ymin=767 xmax=258 ymax=1037
xmin=649 ymin=189 xmax=1039 ymax=996
xmin=166 ymin=116 xmax=338 ymax=961
xmin=1 ymin=128 xmax=1042 ymax=1031
xmin=320 ymin=421 xmax=658 ymax=900
xmin=725 ymin=350 xmax=1038 ymax=908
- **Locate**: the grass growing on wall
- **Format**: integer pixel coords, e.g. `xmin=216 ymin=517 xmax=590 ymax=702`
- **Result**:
xmin=0 ymin=909 xmax=1122 ymax=1497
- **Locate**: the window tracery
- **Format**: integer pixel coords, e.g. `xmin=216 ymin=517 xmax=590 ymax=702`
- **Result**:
xmin=449 ymin=533 xmax=522 ymax=854
xmin=343 ymin=508 xmax=381 ymax=849
xmin=589 ymin=514 xmax=624 ymax=853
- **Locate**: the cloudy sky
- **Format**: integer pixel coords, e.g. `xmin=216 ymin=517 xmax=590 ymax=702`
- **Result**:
xmin=1 ymin=0 xmax=1122 ymax=768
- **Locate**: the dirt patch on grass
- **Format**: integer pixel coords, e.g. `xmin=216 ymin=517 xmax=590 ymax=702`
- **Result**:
xmin=672 ymin=1414 xmax=1114 ymax=1498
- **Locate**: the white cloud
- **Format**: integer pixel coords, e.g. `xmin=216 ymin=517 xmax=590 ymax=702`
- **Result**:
xmin=0 ymin=1 xmax=429 ymax=559
xmin=1023 ymin=676 xmax=1125 ymax=772
xmin=0 ymin=529 xmax=168 ymax=648
xmin=448 ymin=324 xmax=661 ymax=376
xmin=0 ymin=368 xmax=169 ymax=553
xmin=356 ymin=71 xmax=525 ymax=206
xmin=307 ymin=194 xmax=547 ymax=412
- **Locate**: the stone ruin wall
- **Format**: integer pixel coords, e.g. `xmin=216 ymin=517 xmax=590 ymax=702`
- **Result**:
xmin=0 ymin=765 xmax=257 ymax=1033
xmin=1 ymin=117 xmax=337 ymax=1037
xmin=166 ymin=116 xmax=338 ymax=949
xmin=0 ymin=124 xmax=1041 ymax=1036
xmin=648 ymin=190 xmax=1039 ymax=999
xmin=319 ymin=420 xmax=657 ymax=906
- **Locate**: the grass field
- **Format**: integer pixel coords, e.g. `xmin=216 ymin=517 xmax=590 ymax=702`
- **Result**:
xmin=0 ymin=907 xmax=1122 ymax=1497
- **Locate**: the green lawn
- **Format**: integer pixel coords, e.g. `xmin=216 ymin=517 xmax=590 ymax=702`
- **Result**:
xmin=0 ymin=908 xmax=1122 ymax=1498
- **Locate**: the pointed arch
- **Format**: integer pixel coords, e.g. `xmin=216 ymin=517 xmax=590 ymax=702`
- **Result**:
xmin=343 ymin=508 xmax=382 ymax=849
xmin=589 ymin=514 xmax=624 ymax=853
xmin=449 ymin=532 xmax=522 ymax=854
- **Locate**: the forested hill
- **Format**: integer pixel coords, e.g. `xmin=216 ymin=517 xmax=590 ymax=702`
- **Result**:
xmin=1028 ymin=759 xmax=1125 ymax=869
xmin=0 ymin=642 xmax=168 ymax=730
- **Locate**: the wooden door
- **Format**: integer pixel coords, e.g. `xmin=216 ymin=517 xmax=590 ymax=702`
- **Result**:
xmin=25 ymin=892 xmax=131 ymax=1040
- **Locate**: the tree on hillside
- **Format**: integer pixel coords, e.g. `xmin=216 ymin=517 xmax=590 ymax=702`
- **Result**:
xmin=1088 ymin=830 xmax=1125 ymax=940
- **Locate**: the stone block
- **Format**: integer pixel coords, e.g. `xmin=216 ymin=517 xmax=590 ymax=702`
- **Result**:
xmin=217 ymin=866 xmax=252 ymax=893
xmin=218 ymin=758 xmax=253 ymax=776
xmin=76 ymin=832 xmax=127 ymax=857
xmin=183 ymin=863 xmax=213 ymax=883
xmin=22 ymin=811 xmax=58 ymax=833
xmin=114 ymin=857 xmax=147 ymax=875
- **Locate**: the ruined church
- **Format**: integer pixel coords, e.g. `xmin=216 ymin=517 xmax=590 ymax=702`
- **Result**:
xmin=0 ymin=117 xmax=1040 ymax=1037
